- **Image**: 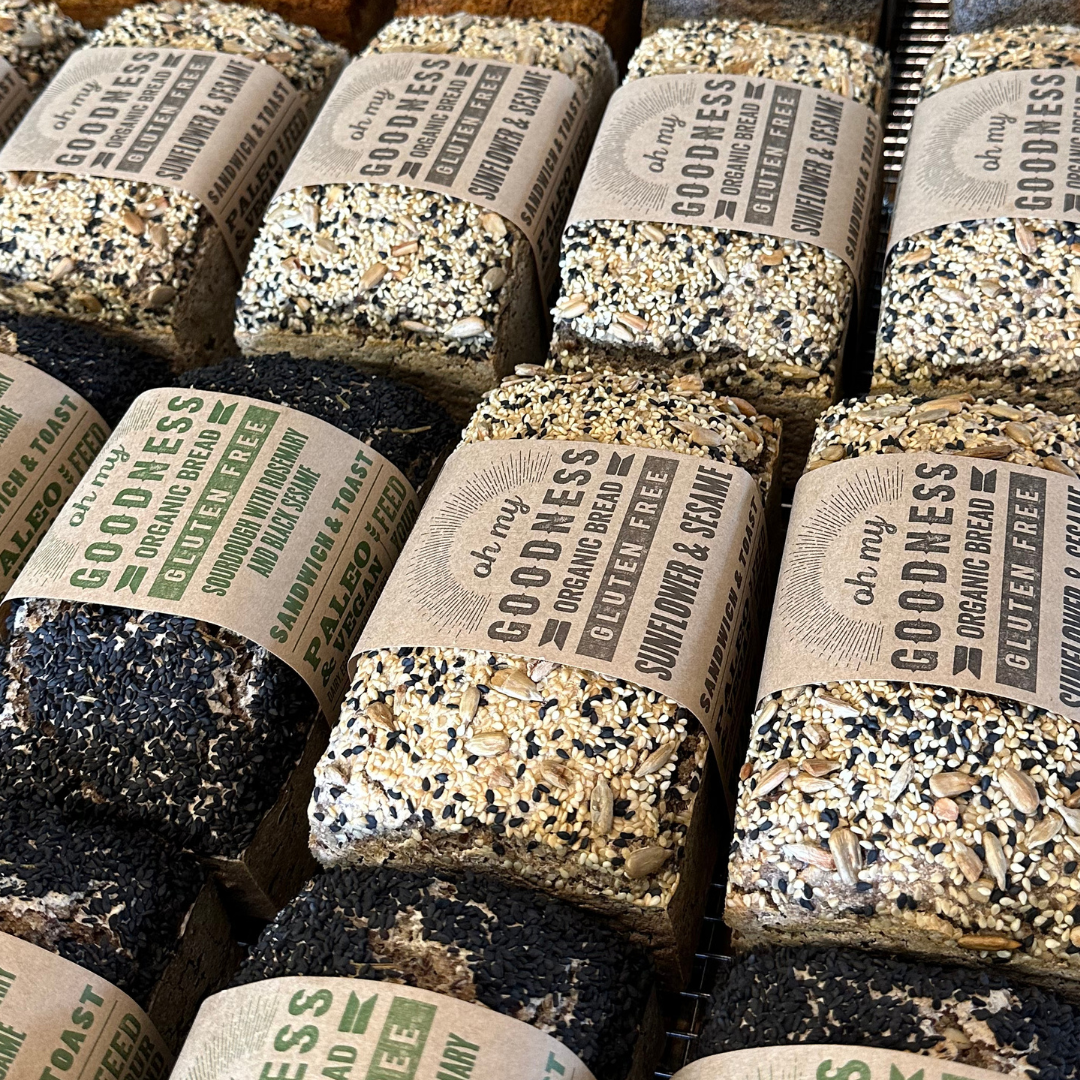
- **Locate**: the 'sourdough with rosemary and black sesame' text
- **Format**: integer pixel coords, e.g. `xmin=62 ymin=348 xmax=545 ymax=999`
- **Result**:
xmin=726 ymin=392 xmax=1080 ymax=994
xmin=309 ymin=371 xmax=780 ymax=983
xmin=641 ymin=0 xmax=885 ymax=43
xmin=221 ymin=868 xmax=658 ymax=1080
xmin=0 ymin=357 xmax=455 ymax=916
xmin=549 ymin=20 xmax=887 ymax=486
xmin=0 ymin=2 xmax=346 ymax=369
xmin=0 ymin=1 xmax=84 ymax=141
xmin=685 ymin=946 xmax=1080 ymax=1080
xmin=234 ymin=15 xmax=616 ymax=419
xmin=876 ymin=25 xmax=1080 ymax=409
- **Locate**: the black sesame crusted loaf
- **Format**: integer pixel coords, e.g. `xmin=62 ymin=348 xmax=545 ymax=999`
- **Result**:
xmin=694 ymin=946 xmax=1080 ymax=1079
xmin=235 ymin=867 xmax=661 ymax=1080
xmin=0 ymin=357 xmax=457 ymax=906
xmin=641 ymin=0 xmax=884 ymax=43
xmin=0 ymin=2 xmax=346 ymax=370
xmin=308 ymin=371 xmax=781 ymax=984
xmin=0 ymin=799 xmax=239 ymax=1051
xmin=548 ymin=21 xmax=889 ymax=487
xmin=0 ymin=314 xmax=173 ymax=426
xmin=875 ymin=26 xmax=1080 ymax=411
xmin=0 ymin=0 xmax=84 ymax=96
xmin=233 ymin=15 xmax=617 ymax=421
xmin=726 ymin=393 xmax=1080 ymax=995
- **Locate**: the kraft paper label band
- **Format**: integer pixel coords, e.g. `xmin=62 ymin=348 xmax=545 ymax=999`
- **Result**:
xmin=276 ymin=51 xmax=597 ymax=294
xmin=0 ymin=47 xmax=309 ymax=269
xmin=356 ymin=440 xmax=764 ymax=764
xmin=758 ymin=451 xmax=1080 ymax=722
xmin=673 ymin=1045 xmax=1011 ymax=1079
xmin=566 ymin=74 xmax=882 ymax=285
xmin=0 ymin=931 xmax=173 ymax=1080
xmin=0 ymin=355 xmax=108 ymax=596
xmin=0 ymin=59 xmax=30 ymax=145
xmin=7 ymin=388 xmax=418 ymax=717
xmin=890 ymin=67 xmax=1080 ymax=251
xmin=171 ymin=977 xmax=596 ymax=1080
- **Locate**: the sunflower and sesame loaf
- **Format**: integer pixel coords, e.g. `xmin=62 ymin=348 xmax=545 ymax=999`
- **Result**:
xmin=875 ymin=26 xmax=1080 ymax=409
xmin=233 ymin=15 xmax=617 ymax=420
xmin=0 ymin=2 xmax=346 ymax=370
xmin=235 ymin=867 xmax=660 ymax=1080
xmin=307 ymin=371 xmax=780 ymax=984
xmin=0 ymin=0 xmax=83 ymax=98
xmin=693 ymin=946 xmax=1080 ymax=1079
xmin=392 ymin=0 xmax=641 ymax=68
xmin=0 ymin=356 xmax=456 ymax=874
xmin=725 ymin=393 xmax=1080 ymax=994
xmin=548 ymin=21 xmax=888 ymax=486
xmin=640 ymin=0 xmax=885 ymax=43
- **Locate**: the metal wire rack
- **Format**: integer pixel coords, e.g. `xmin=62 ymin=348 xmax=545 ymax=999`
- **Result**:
xmin=651 ymin=2 xmax=951 ymax=1074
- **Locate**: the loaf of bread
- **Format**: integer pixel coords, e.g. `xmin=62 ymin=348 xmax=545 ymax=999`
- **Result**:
xmin=875 ymin=25 xmax=1080 ymax=411
xmin=235 ymin=867 xmax=660 ymax=1080
xmin=0 ymin=0 xmax=83 ymax=96
xmin=726 ymin=392 xmax=1080 ymax=994
xmin=0 ymin=2 xmax=346 ymax=369
xmin=234 ymin=15 xmax=616 ymax=419
xmin=694 ymin=946 xmax=1080 ymax=1077
xmin=549 ymin=20 xmax=888 ymax=485
xmin=0 ymin=356 xmax=456 ymax=869
xmin=307 ymin=370 xmax=780 ymax=983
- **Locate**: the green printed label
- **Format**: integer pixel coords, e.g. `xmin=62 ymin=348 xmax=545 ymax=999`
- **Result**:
xmin=171 ymin=979 xmax=596 ymax=1080
xmin=366 ymin=998 xmax=436 ymax=1080
xmin=7 ymin=389 xmax=419 ymax=717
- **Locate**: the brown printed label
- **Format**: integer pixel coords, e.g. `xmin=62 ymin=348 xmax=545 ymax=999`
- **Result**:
xmin=0 ymin=59 xmax=30 ymax=145
xmin=673 ymin=1045 xmax=1012 ymax=1079
xmin=7 ymin=388 xmax=418 ymax=717
xmin=357 ymin=440 xmax=764 ymax=763
xmin=0 ymin=931 xmax=173 ymax=1080
xmin=566 ymin=74 xmax=882 ymax=284
xmin=277 ymin=52 xmax=600 ymax=294
xmin=171 ymin=977 xmax=595 ymax=1080
xmin=0 ymin=355 xmax=108 ymax=597
xmin=890 ymin=68 xmax=1080 ymax=250
xmin=758 ymin=451 xmax=1080 ymax=722
xmin=0 ymin=47 xmax=309 ymax=268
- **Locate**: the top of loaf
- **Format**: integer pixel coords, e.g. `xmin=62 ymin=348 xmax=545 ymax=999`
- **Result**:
xmin=0 ymin=0 xmax=84 ymax=89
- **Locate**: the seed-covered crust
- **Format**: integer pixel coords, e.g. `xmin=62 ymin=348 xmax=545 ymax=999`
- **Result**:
xmin=0 ymin=0 xmax=83 ymax=91
xmin=235 ymin=15 xmax=616 ymax=416
xmin=726 ymin=393 xmax=1080 ymax=991
xmin=0 ymin=357 xmax=456 ymax=858
xmin=235 ymin=867 xmax=655 ymax=1080
xmin=641 ymin=0 xmax=884 ymax=42
xmin=695 ymin=946 xmax=1080 ymax=1076
xmin=0 ymin=799 xmax=205 ymax=1007
xmin=549 ymin=20 xmax=888 ymax=482
xmin=309 ymin=371 xmax=779 ymax=979
xmin=0 ymin=2 xmax=346 ymax=367
xmin=875 ymin=26 xmax=1080 ymax=407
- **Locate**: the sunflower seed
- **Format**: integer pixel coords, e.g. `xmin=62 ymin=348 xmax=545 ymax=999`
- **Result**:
xmin=802 ymin=758 xmax=841 ymax=778
xmin=755 ymin=759 xmax=793 ymax=797
xmin=958 ymin=934 xmax=1021 ymax=951
xmin=1058 ymin=804 xmax=1080 ymax=833
xmin=147 ymin=285 xmax=176 ymax=309
xmin=783 ymin=843 xmax=835 ymax=870
xmin=929 ymin=771 xmax=979 ymax=798
xmin=816 ymin=693 xmax=860 ymax=718
xmin=122 ymin=210 xmax=145 ymax=236
xmin=464 ymin=731 xmax=510 ymax=758
xmin=446 ymin=317 xmax=487 ymax=339
xmin=1003 ymin=421 xmax=1034 ymax=447
xmin=999 ymin=767 xmax=1039 ymax=815
xmin=489 ymin=668 xmax=540 ymax=702
xmin=359 ymin=263 xmax=387 ymax=290
xmin=1015 ymin=221 xmax=1037 ymax=256
xmin=482 ymin=268 xmax=507 ymax=291
xmin=988 ymin=403 xmax=1023 ymax=420
xmin=953 ymin=841 xmax=983 ymax=883
xmin=828 ymin=827 xmax=861 ymax=887
xmin=1028 ymin=813 xmax=1062 ymax=846
xmin=984 ymin=831 xmax=1008 ymax=889
xmin=539 ymin=758 xmax=577 ymax=790
xmin=589 ymin=778 xmax=614 ymax=835
xmin=624 ymin=846 xmax=671 ymax=879
xmin=641 ymin=223 xmax=667 ymax=243
xmin=636 ymin=742 xmax=677 ymax=777
xmin=479 ymin=212 xmax=507 ymax=238
xmin=365 ymin=701 xmax=395 ymax=730
xmin=888 ymin=759 xmax=915 ymax=802
xmin=933 ymin=797 xmax=959 ymax=822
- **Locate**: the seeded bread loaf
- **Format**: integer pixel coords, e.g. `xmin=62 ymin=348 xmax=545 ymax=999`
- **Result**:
xmin=234 ymin=15 xmax=616 ymax=420
xmin=549 ymin=21 xmax=888 ymax=486
xmin=640 ymin=0 xmax=884 ymax=43
xmin=725 ymin=393 xmax=1080 ymax=995
xmin=392 ymin=0 xmax=641 ymax=67
xmin=0 ymin=314 xmax=172 ymax=425
xmin=875 ymin=26 xmax=1080 ymax=410
xmin=0 ymin=799 xmax=205 ymax=1007
xmin=0 ymin=0 xmax=83 ymax=96
xmin=0 ymin=2 xmax=346 ymax=370
xmin=694 ymin=946 xmax=1080 ymax=1077
xmin=0 ymin=356 xmax=457 ymax=873
xmin=307 ymin=370 xmax=780 ymax=984
xmin=235 ymin=867 xmax=660 ymax=1080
